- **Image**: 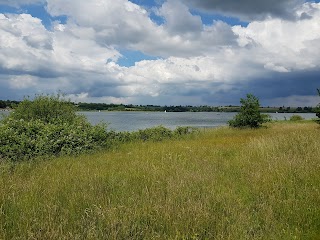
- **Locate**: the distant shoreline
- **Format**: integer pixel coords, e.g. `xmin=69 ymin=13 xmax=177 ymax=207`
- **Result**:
xmin=0 ymin=107 xmax=317 ymax=114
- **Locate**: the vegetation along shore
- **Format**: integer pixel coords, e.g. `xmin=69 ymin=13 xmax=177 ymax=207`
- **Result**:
xmin=0 ymin=99 xmax=316 ymax=113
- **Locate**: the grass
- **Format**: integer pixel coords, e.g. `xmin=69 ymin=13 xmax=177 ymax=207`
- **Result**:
xmin=1 ymin=122 xmax=320 ymax=239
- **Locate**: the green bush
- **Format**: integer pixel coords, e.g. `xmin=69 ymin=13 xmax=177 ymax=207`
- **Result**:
xmin=104 ymin=126 xmax=198 ymax=147
xmin=104 ymin=130 xmax=134 ymax=146
xmin=0 ymin=94 xmax=108 ymax=162
xmin=290 ymin=115 xmax=304 ymax=121
xmin=132 ymin=126 xmax=198 ymax=142
xmin=174 ymin=126 xmax=198 ymax=136
xmin=6 ymin=94 xmax=77 ymax=124
xmin=135 ymin=126 xmax=173 ymax=142
xmin=228 ymin=94 xmax=270 ymax=128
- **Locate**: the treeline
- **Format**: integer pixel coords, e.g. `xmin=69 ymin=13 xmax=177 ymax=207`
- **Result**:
xmin=0 ymin=99 xmax=316 ymax=113
xmin=77 ymin=102 xmax=220 ymax=112
xmin=0 ymin=100 xmax=20 ymax=109
xmin=276 ymin=106 xmax=314 ymax=113
xmin=45 ymin=102 xmax=320 ymax=113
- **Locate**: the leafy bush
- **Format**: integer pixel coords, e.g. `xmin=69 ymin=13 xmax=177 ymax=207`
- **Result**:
xmin=6 ymin=94 xmax=77 ymax=125
xmin=0 ymin=94 xmax=108 ymax=162
xmin=104 ymin=130 xmax=134 ymax=146
xmin=290 ymin=115 xmax=304 ymax=121
xmin=134 ymin=126 xmax=173 ymax=142
xmin=262 ymin=113 xmax=272 ymax=123
xmin=104 ymin=126 xmax=198 ymax=147
xmin=132 ymin=126 xmax=198 ymax=142
xmin=228 ymin=94 xmax=269 ymax=128
xmin=174 ymin=126 xmax=198 ymax=136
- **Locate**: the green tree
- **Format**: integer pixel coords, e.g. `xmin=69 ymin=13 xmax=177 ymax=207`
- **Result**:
xmin=228 ymin=94 xmax=269 ymax=128
xmin=316 ymin=89 xmax=320 ymax=123
xmin=0 ymin=100 xmax=6 ymax=108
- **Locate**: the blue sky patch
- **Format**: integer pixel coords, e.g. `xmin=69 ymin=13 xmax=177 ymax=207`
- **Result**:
xmin=117 ymin=49 xmax=158 ymax=67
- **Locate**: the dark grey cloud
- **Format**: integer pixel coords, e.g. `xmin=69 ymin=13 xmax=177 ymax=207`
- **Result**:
xmin=0 ymin=89 xmax=23 ymax=101
xmin=201 ymin=68 xmax=320 ymax=106
xmin=0 ymin=74 xmax=41 ymax=100
xmin=0 ymin=63 xmax=63 ymax=79
xmin=82 ymin=84 xmax=124 ymax=98
xmin=246 ymin=69 xmax=320 ymax=101
xmin=185 ymin=0 xmax=305 ymax=20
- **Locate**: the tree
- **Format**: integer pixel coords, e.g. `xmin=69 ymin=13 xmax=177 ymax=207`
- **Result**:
xmin=228 ymin=94 xmax=269 ymax=128
xmin=316 ymin=89 xmax=320 ymax=122
xmin=0 ymin=100 xmax=6 ymax=108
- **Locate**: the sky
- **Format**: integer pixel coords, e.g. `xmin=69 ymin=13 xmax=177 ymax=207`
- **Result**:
xmin=0 ymin=0 xmax=320 ymax=107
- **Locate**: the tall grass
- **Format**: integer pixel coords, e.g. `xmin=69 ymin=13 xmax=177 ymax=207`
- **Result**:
xmin=0 ymin=122 xmax=319 ymax=239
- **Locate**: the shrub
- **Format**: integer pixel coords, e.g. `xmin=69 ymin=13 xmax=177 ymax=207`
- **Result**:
xmin=174 ymin=126 xmax=199 ymax=136
xmin=103 ymin=126 xmax=198 ymax=148
xmin=104 ymin=130 xmax=134 ymax=146
xmin=0 ymin=94 xmax=108 ymax=162
xmin=228 ymin=94 xmax=269 ymax=128
xmin=290 ymin=115 xmax=304 ymax=121
xmin=134 ymin=126 xmax=173 ymax=142
xmin=261 ymin=114 xmax=272 ymax=123
xmin=132 ymin=126 xmax=198 ymax=142
xmin=6 ymin=94 xmax=77 ymax=125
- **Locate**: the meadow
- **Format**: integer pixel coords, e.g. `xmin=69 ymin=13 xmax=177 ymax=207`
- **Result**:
xmin=0 ymin=122 xmax=320 ymax=239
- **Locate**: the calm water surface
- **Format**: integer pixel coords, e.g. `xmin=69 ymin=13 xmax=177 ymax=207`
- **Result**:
xmin=79 ymin=112 xmax=317 ymax=132
xmin=80 ymin=112 xmax=237 ymax=132
xmin=1 ymin=110 xmax=317 ymax=132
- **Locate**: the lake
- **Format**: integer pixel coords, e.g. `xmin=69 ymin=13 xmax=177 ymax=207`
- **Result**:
xmin=79 ymin=112 xmax=317 ymax=132
xmin=1 ymin=110 xmax=317 ymax=132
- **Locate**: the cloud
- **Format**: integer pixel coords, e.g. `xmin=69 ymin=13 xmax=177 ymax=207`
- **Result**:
xmin=0 ymin=0 xmax=45 ymax=7
xmin=233 ymin=2 xmax=320 ymax=71
xmin=243 ymin=69 xmax=320 ymax=99
xmin=0 ymin=14 xmax=55 ymax=76
xmin=0 ymin=13 xmax=120 ymax=75
xmin=266 ymin=95 xmax=319 ymax=107
xmin=46 ymin=0 xmax=157 ymax=46
xmin=0 ymin=12 xmax=122 ymax=98
xmin=44 ymin=0 xmax=237 ymax=58
xmin=185 ymin=0 xmax=306 ymax=21
xmin=157 ymin=0 xmax=202 ymax=34
xmin=9 ymin=75 xmax=38 ymax=89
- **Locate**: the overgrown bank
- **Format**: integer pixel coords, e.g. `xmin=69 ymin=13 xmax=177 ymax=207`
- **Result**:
xmin=0 ymin=95 xmax=195 ymax=162
xmin=0 ymin=122 xmax=319 ymax=239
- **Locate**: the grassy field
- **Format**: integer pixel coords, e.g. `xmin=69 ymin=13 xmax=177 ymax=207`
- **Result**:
xmin=0 ymin=122 xmax=320 ymax=239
